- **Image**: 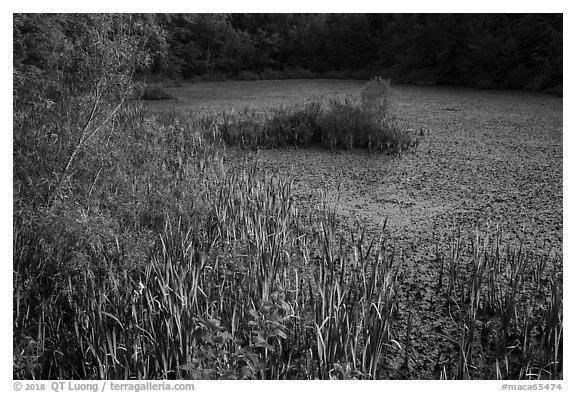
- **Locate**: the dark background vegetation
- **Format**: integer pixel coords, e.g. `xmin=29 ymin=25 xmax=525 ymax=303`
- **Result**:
xmin=15 ymin=14 xmax=562 ymax=93
xmin=152 ymin=13 xmax=562 ymax=92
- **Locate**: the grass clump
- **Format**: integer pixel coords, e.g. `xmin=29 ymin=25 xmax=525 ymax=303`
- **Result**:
xmin=211 ymin=77 xmax=418 ymax=153
xmin=316 ymin=79 xmax=412 ymax=152
xmin=212 ymin=102 xmax=322 ymax=148
xmin=432 ymin=227 xmax=563 ymax=380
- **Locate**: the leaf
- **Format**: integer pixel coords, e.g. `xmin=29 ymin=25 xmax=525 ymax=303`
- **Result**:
xmin=99 ymin=311 xmax=124 ymax=330
xmin=239 ymin=365 xmax=253 ymax=379
xmin=255 ymin=342 xmax=275 ymax=352
xmin=273 ymin=328 xmax=287 ymax=339
xmin=253 ymin=332 xmax=266 ymax=344
xmin=330 ymin=363 xmax=350 ymax=380
xmin=389 ymin=339 xmax=403 ymax=351
xmin=178 ymin=363 xmax=196 ymax=371
xmin=219 ymin=331 xmax=233 ymax=341
xmin=248 ymin=309 xmax=260 ymax=320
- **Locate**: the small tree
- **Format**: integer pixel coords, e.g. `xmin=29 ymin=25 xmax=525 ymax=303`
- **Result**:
xmin=13 ymin=13 xmax=165 ymax=207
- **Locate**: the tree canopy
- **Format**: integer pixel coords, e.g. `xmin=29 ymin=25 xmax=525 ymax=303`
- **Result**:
xmin=14 ymin=13 xmax=563 ymax=92
xmin=149 ymin=13 xmax=562 ymax=91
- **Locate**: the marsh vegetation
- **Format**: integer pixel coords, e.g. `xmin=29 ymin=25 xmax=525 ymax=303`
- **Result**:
xmin=13 ymin=14 xmax=562 ymax=380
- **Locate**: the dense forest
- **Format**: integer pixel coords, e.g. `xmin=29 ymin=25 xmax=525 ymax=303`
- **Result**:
xmin=15 ymin=13 xmax=562 ymax=94
xmin=155 ymin=13 xmax=563 ymax=92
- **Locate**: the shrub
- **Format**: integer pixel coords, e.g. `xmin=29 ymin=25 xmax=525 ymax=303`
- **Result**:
xmin=316 ymin=77 xmax=413 ymax=152
xmin=360 ymin=77 xmax=392 ymax=119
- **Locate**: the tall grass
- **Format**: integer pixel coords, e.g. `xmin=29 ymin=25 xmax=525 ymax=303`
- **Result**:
xmin=13 ymin=85 xmax=560 ymax=380
xmin=435 ymin=226 xmax=562 ymax=379
xmin=14 ymin=103 xmax=404 ymax=379
xmin=307 ymin=213 xmax=400 ymax=379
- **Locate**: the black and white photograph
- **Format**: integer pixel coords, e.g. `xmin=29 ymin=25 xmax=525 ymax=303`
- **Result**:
xmin=12 ymin=8 xmax=564 ymax=386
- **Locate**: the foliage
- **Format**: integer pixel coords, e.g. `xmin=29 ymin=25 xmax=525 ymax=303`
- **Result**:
xmin=211 ymin=103 xmax=320 ymax=148
xmin=15 ymin=113 xmax=560 ymax=378
xmin=433 ymin=228 xmax=562 ymax=379
xmin=14 ymin=106 xmax=403 ymax=379
xmin=149 ymin=13 xmax=561 ymax=92
xmin=375 ymin=14 xmax=562 ymax=91
xmin=13 ymin=13 xmax=165 ymax=207
xmin=212 ymin=78 xmax=417 ymax=152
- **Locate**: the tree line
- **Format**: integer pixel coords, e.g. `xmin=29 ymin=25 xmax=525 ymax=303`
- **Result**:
xmin=151 ymin=13 xmax=562 ymax=92
xmin=14 ymin=13 xmax=563 ymax=95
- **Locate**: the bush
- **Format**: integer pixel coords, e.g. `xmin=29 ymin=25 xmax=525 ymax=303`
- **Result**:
xmin=236 ymin=70 xmax=261 ymax=81
xmin=14 ymin=14 xmax=163 ymax=209
xmin=360 ymin=77 xmax=392 ymax=119
xmin=314 ymin=77 xmax=414 ymax=152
